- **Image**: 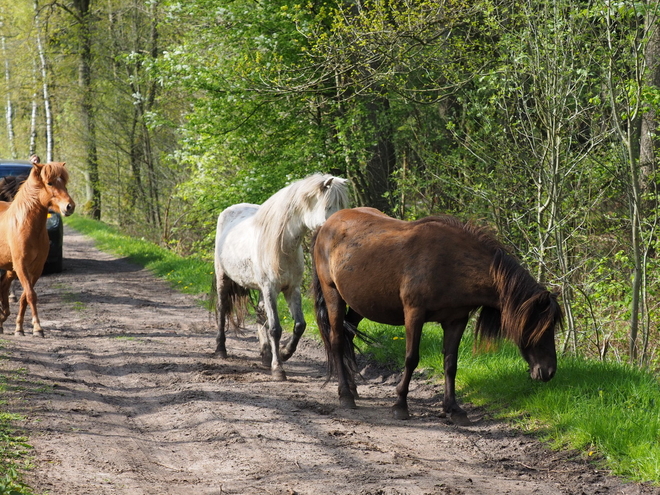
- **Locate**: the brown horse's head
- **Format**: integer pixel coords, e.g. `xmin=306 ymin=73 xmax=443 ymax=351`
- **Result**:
xmin=30 ymin=155 xmax=75 ymax=217
xmin=477 ymin=250 xmax=563 ymax=383
xmin=517 ymin=291 xmax=562 ymax=382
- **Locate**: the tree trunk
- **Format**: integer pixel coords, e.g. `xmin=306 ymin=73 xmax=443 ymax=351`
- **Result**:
xmin=1 ymin=34 xmax=16 ymax=159
xmin=34 ymin=0 xmax=54 ymax=161
xmin=74 ymin=0 xmax=101 ymax=219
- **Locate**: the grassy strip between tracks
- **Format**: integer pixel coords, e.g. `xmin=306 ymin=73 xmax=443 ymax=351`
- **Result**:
xmin=55 ymin=216 xmax=660 ymax=484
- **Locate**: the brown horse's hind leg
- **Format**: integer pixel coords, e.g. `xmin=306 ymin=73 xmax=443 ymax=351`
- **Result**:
xmin=441 ymin=316 xmax=470 ymax=425
xmin=392 ymin=308 xmax=426 ymax=420
xmin=325 ymin=290 xmax=355 ymax=409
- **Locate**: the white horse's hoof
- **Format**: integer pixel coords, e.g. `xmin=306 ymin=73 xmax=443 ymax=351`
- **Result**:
xmin=272 ymin=369 xmax=287 ymax=381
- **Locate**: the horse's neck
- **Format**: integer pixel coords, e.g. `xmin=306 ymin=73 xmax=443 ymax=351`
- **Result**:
xmin=279 ymin=217 xmax=307 ymax=253
xmin=10 ymin=181 xmax=49 ymax=226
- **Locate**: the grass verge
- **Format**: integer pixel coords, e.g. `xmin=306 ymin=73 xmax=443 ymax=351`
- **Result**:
xmin=64 ymin=216 xmax=660 ymax=485
xmin=0 ymin=344 xmax=35 ymax=495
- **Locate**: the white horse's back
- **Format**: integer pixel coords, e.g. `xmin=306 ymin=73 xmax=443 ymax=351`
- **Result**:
xmin=214 ymin=203 xmax=260 ymax=290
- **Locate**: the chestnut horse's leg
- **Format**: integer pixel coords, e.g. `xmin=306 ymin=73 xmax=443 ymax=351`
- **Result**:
xmin=441 ymin=316 xmax=470 ymax=425
xmin=261 ymin=287 xmax=286 ymax=381
xmin=15 ymin=269 xmax=43 ymax=337
xmin=0 ymin=270 xmax=16 ymax=334
xmin=280 ymin=285 xmax=306 ymax=362
xmin=392 ymin=307 xmax=426 ymax=420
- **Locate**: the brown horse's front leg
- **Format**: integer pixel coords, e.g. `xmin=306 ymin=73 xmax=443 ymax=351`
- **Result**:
xmin=441 ymin=317 xmax=470 ymax=425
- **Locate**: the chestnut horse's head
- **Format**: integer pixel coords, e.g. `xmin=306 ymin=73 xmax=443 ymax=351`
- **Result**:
xmin=30 ymin=155 xmax=75 ymax=217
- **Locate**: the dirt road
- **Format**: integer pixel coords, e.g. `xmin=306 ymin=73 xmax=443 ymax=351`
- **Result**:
xmin=0 ymin=226 xmax=657 ymax=494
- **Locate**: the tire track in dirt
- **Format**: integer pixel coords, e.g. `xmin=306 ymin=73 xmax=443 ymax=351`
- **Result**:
xmin=0 ymin=226 xmax=657 ymax=494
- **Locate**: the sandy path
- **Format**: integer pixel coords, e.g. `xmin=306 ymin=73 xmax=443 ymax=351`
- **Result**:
xmin=0 ymin=226 xmax=656 ymax=495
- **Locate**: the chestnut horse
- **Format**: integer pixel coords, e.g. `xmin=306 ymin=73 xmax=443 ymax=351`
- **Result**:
xmin=312 ymin=207 xmax=562 ymax=425
xmin=0 ymin=155 xmax=75 ymax=336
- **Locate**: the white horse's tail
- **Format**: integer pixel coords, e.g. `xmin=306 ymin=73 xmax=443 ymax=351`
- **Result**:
xmin=210 ymin=274 xmax=253 ymax=332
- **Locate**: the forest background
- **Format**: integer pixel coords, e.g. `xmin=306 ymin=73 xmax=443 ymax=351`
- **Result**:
xmin=1 ymin=0 xmax=659 ymax=368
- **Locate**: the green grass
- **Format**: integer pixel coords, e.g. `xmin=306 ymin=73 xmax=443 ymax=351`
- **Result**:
xmin=0 ymin=346 xmax=35 ymax=495
xmin=63 ymin=215 xmax=660 ymax=484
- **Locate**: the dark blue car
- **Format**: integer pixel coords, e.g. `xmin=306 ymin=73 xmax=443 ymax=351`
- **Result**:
xmin=0 ymin=160 xmax=64 ymax=273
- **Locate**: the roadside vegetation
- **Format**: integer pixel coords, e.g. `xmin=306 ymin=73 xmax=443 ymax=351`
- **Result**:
xmin=0 ymin=343 xmax=34 ymax=495
xmin=56 ymin=216 xmax=660 ymax=484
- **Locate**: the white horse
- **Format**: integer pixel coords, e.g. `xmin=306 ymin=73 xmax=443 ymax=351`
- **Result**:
xmin=213 ymin=173 xmax=349 ymax=380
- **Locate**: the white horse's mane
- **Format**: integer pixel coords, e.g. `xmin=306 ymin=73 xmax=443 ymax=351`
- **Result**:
xmin=252 ymin=173 xmax=349 ymax=276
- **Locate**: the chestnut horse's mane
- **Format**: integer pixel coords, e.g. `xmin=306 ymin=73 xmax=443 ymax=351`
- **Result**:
xmin=9 ymin=163 xmax=69 ymax=227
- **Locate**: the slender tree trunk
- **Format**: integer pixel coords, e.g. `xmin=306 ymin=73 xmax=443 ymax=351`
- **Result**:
xmin=2 ymin=34 xmax=16 ymax=158
xmin=34 ymin=0 xmax=53 ymax=161
xmin=29 ymin=65 xmax=38 ymax=156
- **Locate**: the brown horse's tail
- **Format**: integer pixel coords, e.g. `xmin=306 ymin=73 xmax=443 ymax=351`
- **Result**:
xmin=210 ymin=272 xmax=252 ymax=332
xmin=311 ymin=234 xmax=365 ymax=380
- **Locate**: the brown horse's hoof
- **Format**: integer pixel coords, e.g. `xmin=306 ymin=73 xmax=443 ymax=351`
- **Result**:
xmin=33 ymin=330 xmax=45 ymax=338
xmin=450 ymin=411 xmax=472 ymax=426
xmin=272 ymin=369 xmax=287 ymax=381
xmin=392 ymin=406 xmax=410 ymax=420
xmin=280 ymin=347 xmax=293 ymax=362
xmin=14 ymin=330 xmax=24 ymax=337
xmin=339 ymin=396 xmax=357 ymax=409
xmin=213 ymin=350 xmax=228 ymax=359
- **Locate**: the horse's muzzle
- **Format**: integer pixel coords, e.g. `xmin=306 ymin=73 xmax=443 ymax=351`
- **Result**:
xmin=529 ymin=364 xmax=555 ymax=382
xmin=62 ymin=202 xmax=75 ymax=216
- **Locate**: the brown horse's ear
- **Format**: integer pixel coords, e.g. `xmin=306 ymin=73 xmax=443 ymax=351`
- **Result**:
xmin=30 ymin=154 xmax=40 ymax=166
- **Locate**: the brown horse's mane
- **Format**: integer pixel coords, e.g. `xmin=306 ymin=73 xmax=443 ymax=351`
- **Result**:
xmin=476 ymin=250 xmax=563 ymax=347
xmin=414 ymin=215 xmax=562 ymax=348
xmin=0 ymin=174 xmax=27 ymax=202
xmin=414 ymin=215 xmax=507 ymax=253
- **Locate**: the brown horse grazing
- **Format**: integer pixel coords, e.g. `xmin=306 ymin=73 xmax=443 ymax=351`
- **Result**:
xmin=0 ymin=155 xmax=75 ymax=336
xmin=312 ymin=207 xmax=563 ymax=425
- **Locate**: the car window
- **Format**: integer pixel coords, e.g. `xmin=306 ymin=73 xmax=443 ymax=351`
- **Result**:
xmin=0 ymin=165 xmax=32 ymax=178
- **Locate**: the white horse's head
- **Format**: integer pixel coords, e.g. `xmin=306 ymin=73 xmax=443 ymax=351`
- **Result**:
xmin=301 ymin=175 xmax=350 ymax=230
